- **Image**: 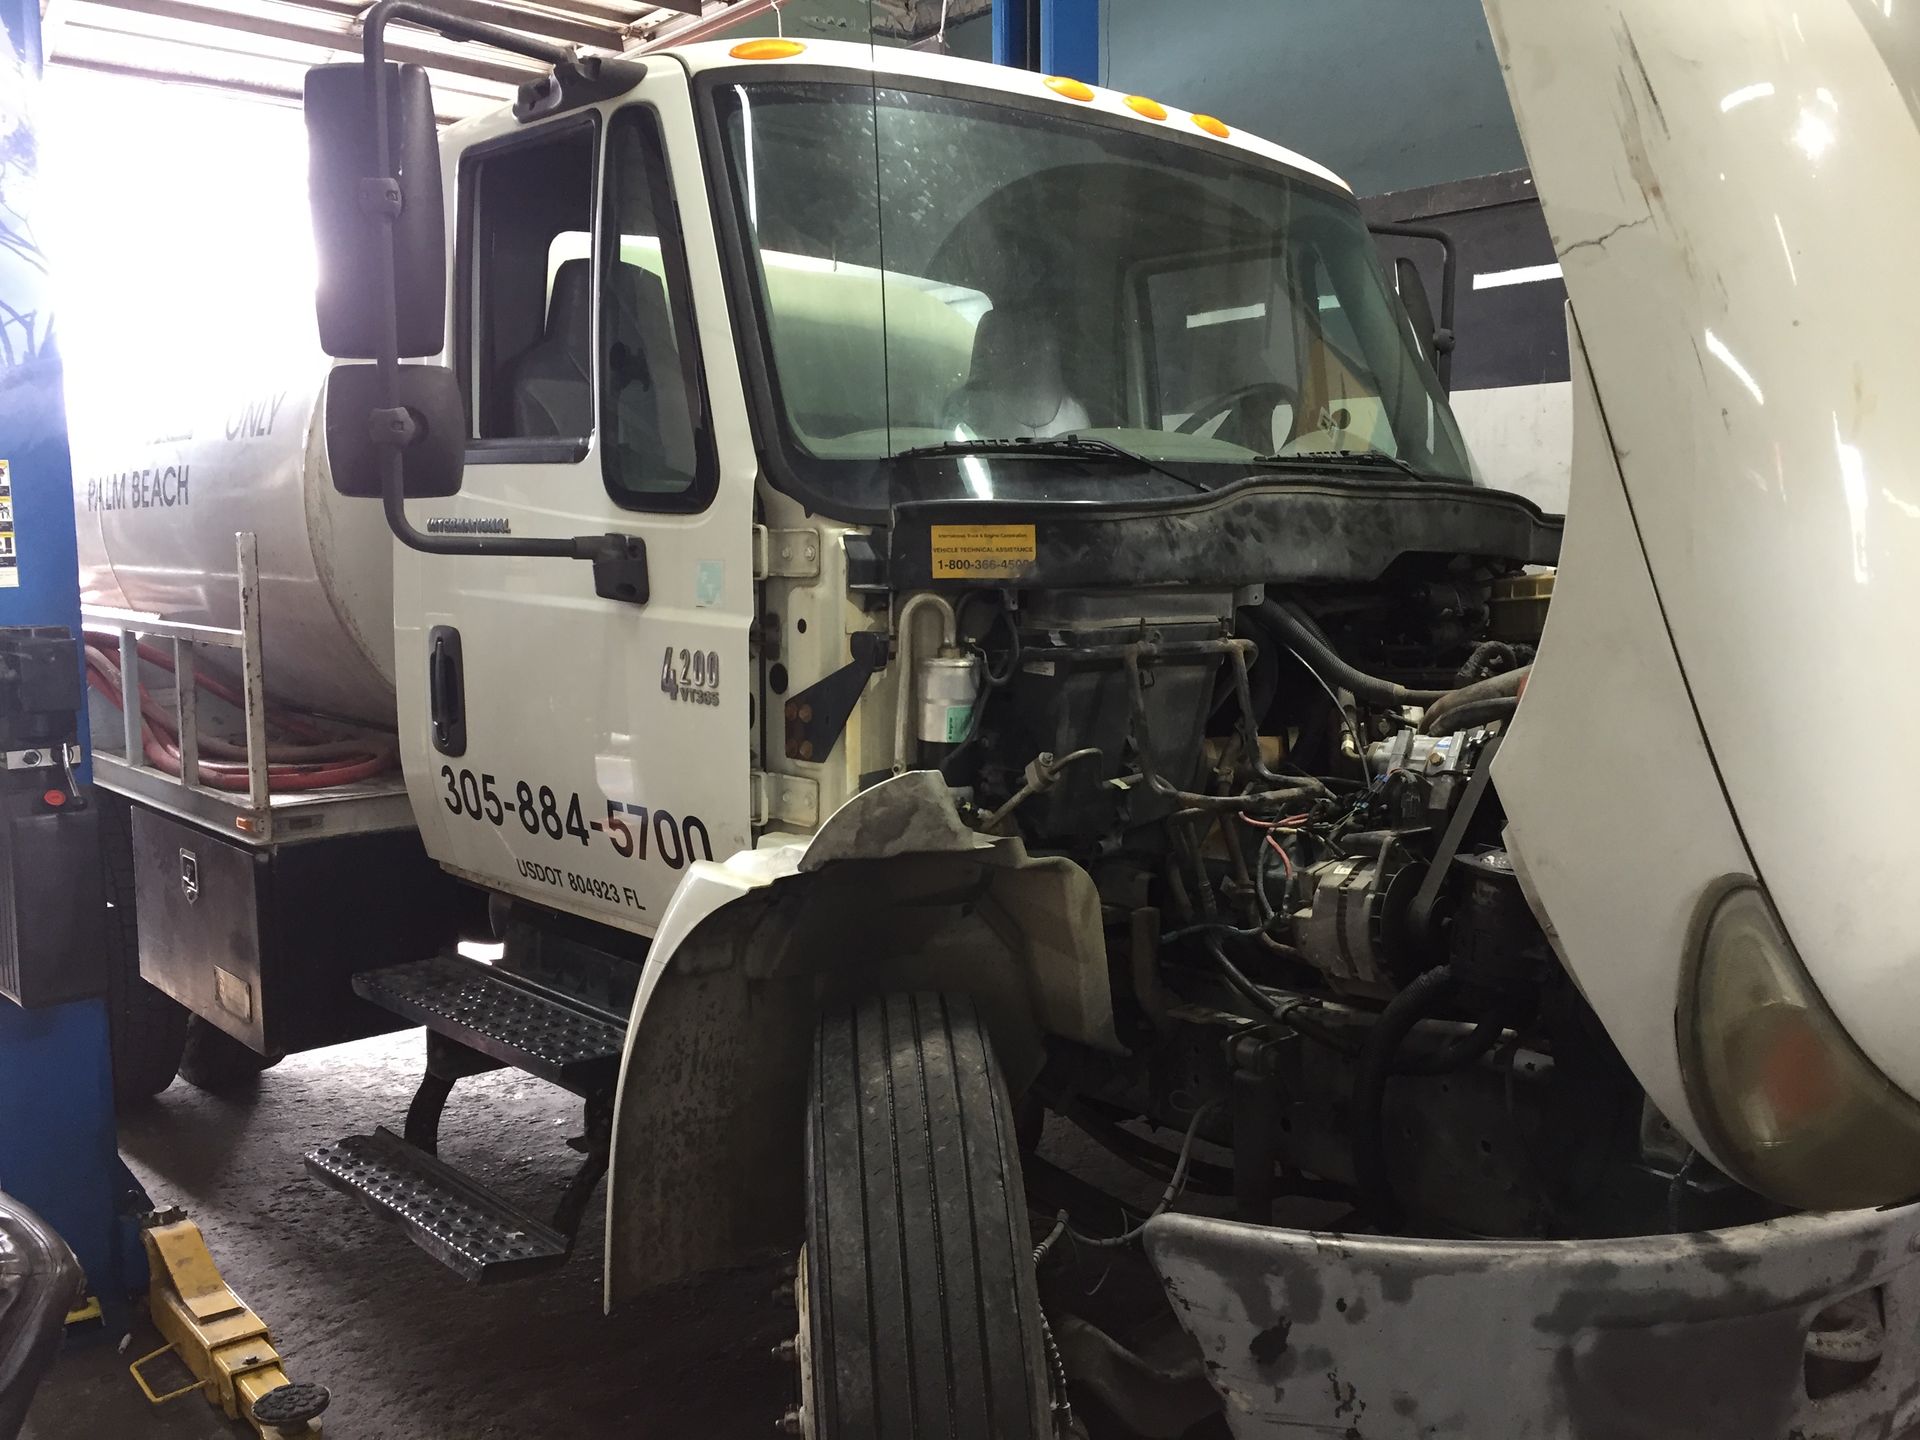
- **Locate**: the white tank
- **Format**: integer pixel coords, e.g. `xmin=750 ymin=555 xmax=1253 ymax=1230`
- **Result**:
xmin=70 ymin=369 xmax=397 ymax=726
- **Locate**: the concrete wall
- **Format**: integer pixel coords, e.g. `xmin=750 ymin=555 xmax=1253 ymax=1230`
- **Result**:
xmin=1099 ymin=0 xmax=1525 ymax=196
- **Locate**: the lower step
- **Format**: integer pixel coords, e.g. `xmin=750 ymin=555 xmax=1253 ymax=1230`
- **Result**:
xmin=305 ymin=1128 xmax=568 ymax=1284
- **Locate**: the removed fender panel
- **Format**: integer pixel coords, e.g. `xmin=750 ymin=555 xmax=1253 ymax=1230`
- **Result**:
xmin=603 ymin=774 xmax=1118 ymax=1306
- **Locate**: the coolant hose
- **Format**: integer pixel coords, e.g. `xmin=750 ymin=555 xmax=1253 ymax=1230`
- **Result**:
xmin=1419 ymin=666 xmax=1529 ymax=734
xmin=1424 ymin=697 xmax=1520 ymax=734
xmin=1253 ymin=600 xmax=1449 ymax=707
xmin=1454 ymin=640 xmax=1517 ymax=687
xmin=1351 ymin=963 xmax=1459 ymax=1226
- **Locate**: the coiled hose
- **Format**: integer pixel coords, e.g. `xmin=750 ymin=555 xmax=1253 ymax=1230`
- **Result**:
xmin=83 ymin=639 xmax=396 ymax=791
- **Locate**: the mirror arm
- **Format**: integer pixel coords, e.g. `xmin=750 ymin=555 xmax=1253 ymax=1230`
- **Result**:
xmin=362 ymin=0 xmax=572 ymax=71
xmin=1371 ymin=221 xmax=1459 ymax=391
xmin=370 ymin=422 xmax=648 ymax=603
xmin=368 ymin=421 xmax=636 ymax=586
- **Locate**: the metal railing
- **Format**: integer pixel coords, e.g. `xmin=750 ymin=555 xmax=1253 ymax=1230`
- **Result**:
xmin=81 ymin=531 xmax=412 ymax=844
xmin=89 ymin=532 xmax=270 ymax=813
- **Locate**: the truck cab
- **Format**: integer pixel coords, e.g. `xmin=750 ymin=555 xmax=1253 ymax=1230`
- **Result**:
xmin=405 ymin=40 xmax=1473 ymax=932
xmin=89 ymin=10 xmax=1920 ymax=1436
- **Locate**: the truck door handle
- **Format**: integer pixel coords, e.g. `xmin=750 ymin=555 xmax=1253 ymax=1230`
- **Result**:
xmin=428 ymin=626 xmax=466 ymax=757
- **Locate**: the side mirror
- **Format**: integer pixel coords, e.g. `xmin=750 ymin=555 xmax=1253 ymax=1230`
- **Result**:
xmin=308 ymin=57 xmax=462 ymax=502
xmin=299 ymin=2 xmax=627 ymax=574
xmin=305 ymin=62 xmax=446 ymax=359
xmin=325 ymin=364 xmax=465 ymax=498
xmin=1393 ymin=255 xmax=1455 ymax=392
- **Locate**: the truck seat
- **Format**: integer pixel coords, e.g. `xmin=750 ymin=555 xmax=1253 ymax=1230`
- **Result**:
xmin=944 ymin=303 xmax=1089 ymax=440
xmin=508 ymin=258 xmax=593 ymax=438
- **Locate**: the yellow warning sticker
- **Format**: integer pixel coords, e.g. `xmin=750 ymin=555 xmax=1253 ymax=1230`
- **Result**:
xmin=929 ymin=523 xmax=1037 ymax=579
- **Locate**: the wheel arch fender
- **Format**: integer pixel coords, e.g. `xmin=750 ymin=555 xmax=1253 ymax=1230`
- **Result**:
xmin=602 ymin=771 xmax=1122 ymax=1310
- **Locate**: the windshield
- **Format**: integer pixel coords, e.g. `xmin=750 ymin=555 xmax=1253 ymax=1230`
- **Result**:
xmin=711 ymin=78 xmax=1474 ymax=513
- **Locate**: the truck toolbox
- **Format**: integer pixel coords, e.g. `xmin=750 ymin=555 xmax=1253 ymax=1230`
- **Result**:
xmin=131 ymin=804 xmax=477 ymax=1055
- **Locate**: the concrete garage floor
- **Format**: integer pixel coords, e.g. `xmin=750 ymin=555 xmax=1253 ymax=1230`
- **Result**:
xmin=23 ymin=1030 xmax=1223 ymax=1440
xmin=26 ymin=1030 xmax=795 ymax=1439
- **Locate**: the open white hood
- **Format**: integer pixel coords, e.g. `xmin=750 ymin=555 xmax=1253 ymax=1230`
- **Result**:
xmin=1489 ymin=0 xmax=1920 ymax=1203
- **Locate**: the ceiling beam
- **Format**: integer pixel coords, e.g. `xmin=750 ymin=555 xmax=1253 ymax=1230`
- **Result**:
xmin=49 ymin=51 xmax=309 ymax=99
xmin=630 ymin=0 xmax=771 ymax=48
xmin=72 ymin=0 xmax=546 ymax=82
xmin=41 ymin=0 xmax=72 ymax=57
xmin=541 ymin=0 xmax=659 ymax=21
xmin=49 ymin=46 xmax=500 ymax=117
xmin=352 ymin=0 xmax=625 ymax=51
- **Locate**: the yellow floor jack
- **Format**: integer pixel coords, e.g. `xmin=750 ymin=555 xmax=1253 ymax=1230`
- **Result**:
xmin=127 ymin=1212 xmax=330 ymax=1437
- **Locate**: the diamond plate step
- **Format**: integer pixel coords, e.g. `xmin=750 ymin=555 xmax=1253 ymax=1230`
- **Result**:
xmin=305 ymin=1128 xmax=567 ymax=1285
xmin=352 ymin=954 xmax=625 ymax=1092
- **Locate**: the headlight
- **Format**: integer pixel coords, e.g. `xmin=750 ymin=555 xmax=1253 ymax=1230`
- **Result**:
xmin=1681 ymin=881 xmax=1920 ymax=1209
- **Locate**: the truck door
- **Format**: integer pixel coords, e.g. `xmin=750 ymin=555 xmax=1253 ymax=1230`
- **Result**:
xmin=396 ymin=66 xmax=754 ymax=935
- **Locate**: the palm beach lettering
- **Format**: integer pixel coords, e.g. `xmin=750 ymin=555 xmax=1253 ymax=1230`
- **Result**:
xmin=86 ymin=465 xmax=190 ymax=511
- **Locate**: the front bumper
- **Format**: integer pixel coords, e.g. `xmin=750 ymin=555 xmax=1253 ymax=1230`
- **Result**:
xmin=1144 ymin=1205 xmax=1920 ymax=1439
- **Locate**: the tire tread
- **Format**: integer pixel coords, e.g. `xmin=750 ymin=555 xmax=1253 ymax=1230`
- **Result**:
xmin=807 ymin=991 xmax=1048 ymax=1440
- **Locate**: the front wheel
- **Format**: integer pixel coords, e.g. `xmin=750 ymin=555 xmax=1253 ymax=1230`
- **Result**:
xmin=799 ymin=991 xmax=1053 ymax=1438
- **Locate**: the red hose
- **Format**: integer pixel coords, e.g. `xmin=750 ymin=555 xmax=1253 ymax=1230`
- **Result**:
xmin=126 ymin=638 xmax=339 ymax=746
xmin=82 ymin=642 xmax=395 ymax=793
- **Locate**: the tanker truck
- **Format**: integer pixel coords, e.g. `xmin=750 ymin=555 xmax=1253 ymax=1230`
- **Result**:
xmin=69 ymin=0 xmax=1920 ymax=1433
xmin=75 ymin=364 xmax=481 ymax=1095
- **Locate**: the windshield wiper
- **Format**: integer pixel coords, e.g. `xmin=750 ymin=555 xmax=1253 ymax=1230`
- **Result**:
xmin=895 ymin=436 xmax=1211 ymax=494
xmin=1249 ymin=449 xmax=1436 ymax=482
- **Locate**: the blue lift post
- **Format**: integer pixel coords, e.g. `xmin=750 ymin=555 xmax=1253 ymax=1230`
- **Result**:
xmin=994 ymin=0 xmax=1099 ymax=81
xmin=0 ymin=0 xmax=143 ymax=1312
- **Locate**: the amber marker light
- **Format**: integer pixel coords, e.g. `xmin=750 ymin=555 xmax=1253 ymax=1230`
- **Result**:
xmin=731 ymin=38 xmax=806 ymax=59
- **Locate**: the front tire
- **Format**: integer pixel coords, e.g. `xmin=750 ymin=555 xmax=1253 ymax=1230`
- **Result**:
xmin=802 ymin=991 xmax=1052 ymax=1439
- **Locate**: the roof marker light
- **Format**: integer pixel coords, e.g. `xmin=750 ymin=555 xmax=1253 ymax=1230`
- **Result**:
xmin=1192 ymin=113 xmax=1231 ymax=138
xmin=1125 ymin=95 xmax=1168 ymax=120
xmin=1044 ymin=76 xmax=1095 ymax=102
xmin=731 ymin=38 xmax=806 ymax=59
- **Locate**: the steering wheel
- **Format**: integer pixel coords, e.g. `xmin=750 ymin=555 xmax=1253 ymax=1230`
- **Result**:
xmin=1174 ymin=381 xmax=1298 ymax=449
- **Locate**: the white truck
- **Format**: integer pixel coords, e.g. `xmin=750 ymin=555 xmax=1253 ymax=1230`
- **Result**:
xmin=75 ymin=0 xmax=1920 ymax=1433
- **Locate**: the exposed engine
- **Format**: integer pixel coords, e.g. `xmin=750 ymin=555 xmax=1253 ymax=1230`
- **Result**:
xmin=931 ymin=571 xmax=1753 ymax=1241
